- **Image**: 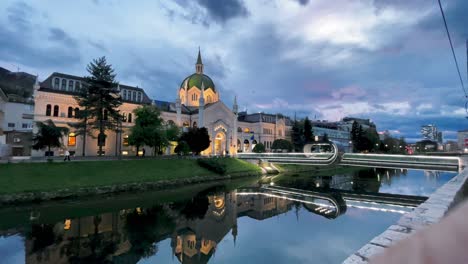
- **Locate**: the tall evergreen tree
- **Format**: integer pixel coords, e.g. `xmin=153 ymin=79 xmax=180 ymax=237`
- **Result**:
xmin=74 ymin=57 xmax=122 ymax=156
xmin=291 ymin=119 xmax=304 ymax=152
xmin=303 ymin=117 xmax=313 ymax=143
xmin=350 ymin=121 xmax=359 ymax=151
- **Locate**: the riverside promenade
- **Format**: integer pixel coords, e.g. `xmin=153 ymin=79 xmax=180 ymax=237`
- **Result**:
xmin=343 ymin=157 xmax=468 ymax=263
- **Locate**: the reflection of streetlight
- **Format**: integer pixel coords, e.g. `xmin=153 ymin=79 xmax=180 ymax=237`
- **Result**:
xmin=385 ymin=144 xmax=388 ymax=147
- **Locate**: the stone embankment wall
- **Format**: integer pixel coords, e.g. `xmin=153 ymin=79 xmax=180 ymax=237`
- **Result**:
xmin=0 ymin=171 xmax=262 ymax=205
xmin=343 ymin=159 xmax=468 ymax=264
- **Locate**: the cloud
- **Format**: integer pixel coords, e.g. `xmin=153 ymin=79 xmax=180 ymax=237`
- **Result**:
xmin=193 ymin=0 xmax=249 ymax=23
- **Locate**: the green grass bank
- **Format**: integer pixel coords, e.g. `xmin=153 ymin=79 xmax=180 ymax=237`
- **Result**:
xmin=0 ymin=158 xmax=261 ymax=195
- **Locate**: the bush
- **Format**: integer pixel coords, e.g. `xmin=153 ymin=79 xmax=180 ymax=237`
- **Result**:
xmin=253 ymin=143 xmax=266 ymax=153
xmin=175 ymin=141 xmax=190 ymax=155
xmin=197 ymin=158 xmax=227 ymax=175
xmin=271 ymin=139 xmax=293 ymax=152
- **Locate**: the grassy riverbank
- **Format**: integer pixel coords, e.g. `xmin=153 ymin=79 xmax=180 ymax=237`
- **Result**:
xmin=0 ymin=158 xmax=261 ymax=194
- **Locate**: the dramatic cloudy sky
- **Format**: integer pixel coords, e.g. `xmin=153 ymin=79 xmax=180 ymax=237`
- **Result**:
xmin=1 ymin=0 xmax=467 ymax=141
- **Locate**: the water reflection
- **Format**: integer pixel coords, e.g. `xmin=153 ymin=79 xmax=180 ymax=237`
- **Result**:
xmin=0 ymin=167 xmax=457 ymax=264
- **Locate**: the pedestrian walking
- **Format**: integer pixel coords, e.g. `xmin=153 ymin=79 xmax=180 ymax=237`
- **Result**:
xmin=142 ymin=147 xmax=146 ymax=157
xmin=64 ymin=149 xmax=71 ymax=161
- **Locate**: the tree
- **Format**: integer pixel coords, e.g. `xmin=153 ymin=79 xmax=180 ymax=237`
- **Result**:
xmin=271 ymin=139 xmax=293 ymax=152
xmin=179 ymin=127 xmax=211 ymax=155
xmin=303 ymin=117 xmax=313 ymax=143
xmin=175 ymin=141 xmax=190 ymax=155
xmin=74 ymin=56 xmax=122 ymax=156
xmin=350 ymin=121 xmax=359 ymax=152
xmin=291 ymin=119 xmax=304 ymax=152
xmin=129 ymin=105 xmax=165 ymax=156
xmin=322 ymin=133 xmax=329 ymax=142
xmin=32 ymin=120 xmax=69 ymax=156
xmin=253 ymin=143 xmax=266 ymax=153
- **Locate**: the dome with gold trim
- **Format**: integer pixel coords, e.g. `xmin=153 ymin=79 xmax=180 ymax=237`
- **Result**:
xmin=180 ymin=73 xmax=215 ymax=92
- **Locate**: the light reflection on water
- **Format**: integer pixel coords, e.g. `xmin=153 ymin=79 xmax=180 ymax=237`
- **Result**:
xmin=0 ymin=167 xmax=456 ymax=264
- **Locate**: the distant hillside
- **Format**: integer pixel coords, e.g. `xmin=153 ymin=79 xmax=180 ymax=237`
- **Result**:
xmin=0 ymin=67 xmax=36 ymax=99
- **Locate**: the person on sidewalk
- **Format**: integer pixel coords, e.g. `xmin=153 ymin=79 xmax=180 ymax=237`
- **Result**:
xmin=142 ymin=147 xmax=146 ymax=157
xmin=64 ymin=149 xmax=71 ymax=161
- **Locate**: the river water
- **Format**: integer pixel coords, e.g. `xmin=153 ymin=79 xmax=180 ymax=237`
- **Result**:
xmin=0 ymin=167 xmax=456 ymax=264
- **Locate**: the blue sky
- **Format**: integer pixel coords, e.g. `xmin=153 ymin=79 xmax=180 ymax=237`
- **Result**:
xmin=0 ymin=0 xmax=467 ymax=142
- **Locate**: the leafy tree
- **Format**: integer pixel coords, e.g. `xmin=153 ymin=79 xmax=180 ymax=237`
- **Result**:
xmin=303 ymin=117 xmax=314 ymax=143
xmin=253 ymin=143 xmax=266 ymax=153
xmin=74 ymin=56 xmax=122 ymax=156
xmin=271 ymin=139 xmax=293 ymax=152
xmin=350 ymin=121 xmax=360 ymax=151
xmin=179 ymin=127 xmax=211 ymax=155
xmin=32 ymin=120 xmax=69 ymax=156
xmin=129 ymin=105 xmax=165 ymax=156
xmin=291 ymin=119 xmax=304 ymax=152
xmin=175 ymin=141 xmax=190 ymax=155
xmin=322 ymin=133 xmax=329 ymax=142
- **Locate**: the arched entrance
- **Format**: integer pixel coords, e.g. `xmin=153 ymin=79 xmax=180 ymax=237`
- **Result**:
xmin=214 ymin=132 xmax=226 ymax=155
xmin=243 ymin=139 xmax=250 ymax=152
xmin=237 ymin=139 xmax=241 ymax=152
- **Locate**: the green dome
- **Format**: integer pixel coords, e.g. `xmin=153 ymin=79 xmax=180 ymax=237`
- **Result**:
xmin=180 ymin=73 xmax=216 ymax=92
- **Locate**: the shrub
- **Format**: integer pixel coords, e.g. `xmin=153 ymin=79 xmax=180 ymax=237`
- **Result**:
xmin=197 ymin=158 xmax=227 ymax=175
xmin=271 ymin=139 xmax=293 ymax=152
xmin=175 ymin=141 xmax=190 ymax=155
xmin=253 ymin=143 xmax=266 ymax=153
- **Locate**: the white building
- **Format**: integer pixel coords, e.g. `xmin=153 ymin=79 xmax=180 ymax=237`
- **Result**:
xmin=457 ymin=130 xmax=468 ymax=153
xmin=32 ymin=50 xmax=292 ymax=156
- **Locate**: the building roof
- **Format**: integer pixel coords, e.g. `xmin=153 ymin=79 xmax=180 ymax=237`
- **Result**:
xmin=196 ymin=49 xmax=203 ymax=65
xmin=237 ymin=112 xmax=292 ymax=125
xmin=180 ymin=74 xmax=215 ymax=92
xmin=39 ymin=72 xmax=152 ymax=104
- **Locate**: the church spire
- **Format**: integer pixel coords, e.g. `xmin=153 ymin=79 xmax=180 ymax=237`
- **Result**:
xmin=196 ymin=47 xmax=204 ymax=74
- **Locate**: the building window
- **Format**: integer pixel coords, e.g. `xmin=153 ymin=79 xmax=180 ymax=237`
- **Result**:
xmin=123 ymin=135 xmax=129 ymax=146
xmin=123 ymin=90 xmax=127 ymax=100
xmin=137 ymin=92 xmax=142 ymax=102
xmin=68 ymin=80 xmax=74 ymax=91
xmin=8 ymin=123 xmax=15 ymax=128
xmin=68 ymin=133 xmax=76 ymax=146
xmin=183 ymin=121 xmax=189 ymax=127
xmin=128 ymin=113 xmax=132 ymax=123
xmin=68 ymin=107 xmax=73 ymax=118
xmin=46 ymin=104 xmax=52 ymax=116
xmin=22 ymin=123 xmax=28 ymax=129
xmin=244 ymin=128 xmax=250 ymax=133
xmin=193 ymin=121 xmax=197 ymax=128
xmin=54 ymin=78 xmax=60 ymax=89
xmin=53 ymin=105 xmax=59 ymax=117
xmin=133 ymin=91 xmax=136 ymax=101
xmin=207 ymin=95 xmax=212 ymax=103
xmin=74 ymin=108 xmax=80 ymax=118
xmin=103 ymin=110 xmax=108 ymax=120
xmin=61 ymin=79 xmax=67 ymax=90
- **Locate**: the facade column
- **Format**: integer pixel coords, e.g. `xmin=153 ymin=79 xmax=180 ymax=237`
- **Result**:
xmin=226 ymin=129 xmax=231 ymax=155
xmin=211 ymin=127 xmax=216 ymax=154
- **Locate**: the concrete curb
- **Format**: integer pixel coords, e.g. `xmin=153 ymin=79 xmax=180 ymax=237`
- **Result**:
xmin=343 ymin=167 xmax=468 ymax=264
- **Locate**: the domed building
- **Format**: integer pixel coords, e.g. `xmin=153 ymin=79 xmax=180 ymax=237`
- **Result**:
xmin=178 ymin=50 xmax=219 ymax=107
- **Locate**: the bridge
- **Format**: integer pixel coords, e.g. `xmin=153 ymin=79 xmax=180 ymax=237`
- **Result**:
xmin=237 ymin=143 xmax=340 ymax=166
xmin=236 ymin=185 xmax=426 ymax=219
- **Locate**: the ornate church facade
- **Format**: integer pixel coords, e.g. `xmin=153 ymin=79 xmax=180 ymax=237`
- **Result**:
xmin=32 ymin=50 xmax=292 ymax=156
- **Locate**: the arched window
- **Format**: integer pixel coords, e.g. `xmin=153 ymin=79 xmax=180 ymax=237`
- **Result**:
xmin=128 ymin=113 xmax=132 ymax=123
xmin=61 ymin=79 xmax=66 ymax=90
xmin=68 ymin=80 xmax=74 ymax=91
xmin=54 ymin=78 xmax=60 ymax=89
xmin=46 ymin=104 xmax=52 ymax=116
xmin=192 ymin=122 xmax=197 ymax=128
xmin=123 ymin=90 xmax=127 ymax=100
xmin=53 ymin=105 xmax=59 ymax=117
xmin=133 ymin=91 xmax=136 ymax=101
xmin=68 ymin=133 xmax=76 ymax=146
xmin=122 ymin=112 xmax=127 ymax=122
xmin=238 ymin=127 xmax=242 ymax=132
xmin=68 ymin=107 xmax=73 ymax=118
xmin=183 ymin=121 xmax=189 ymax=127
xmin=74 ymin=108 xmax=80 ymax=118
xmin=207 ymin=95 xmax=212 ymax=103
xmin=137 ymin=92 xmax=142 ymax=102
